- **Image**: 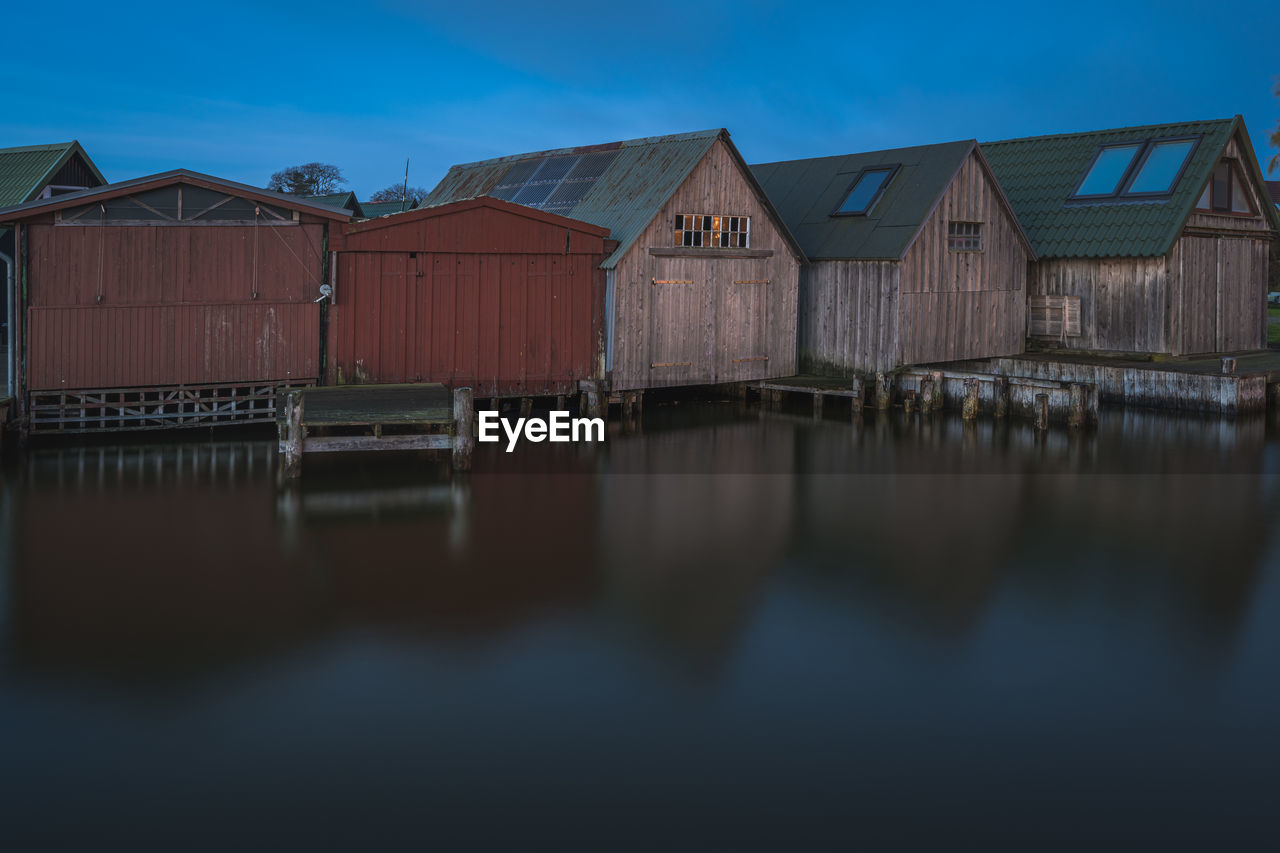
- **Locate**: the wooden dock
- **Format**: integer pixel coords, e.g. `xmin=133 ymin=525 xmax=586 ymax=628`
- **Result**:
xmin=277 ymin=383 xmax=474 ymax=478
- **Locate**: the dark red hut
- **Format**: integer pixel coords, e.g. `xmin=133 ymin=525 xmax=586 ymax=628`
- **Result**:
xmin=326 ymin=196 xmax=612 ymax=398
xmin=0 ymin=170 xmax=349 ymax=432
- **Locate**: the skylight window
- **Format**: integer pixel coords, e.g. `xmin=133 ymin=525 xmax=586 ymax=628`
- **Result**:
xmin=833 ymin=166 xmax=898 ymax=216
xmin=1070 ymin=136 xmax=1200 ymax=202
xmin=1074 ymin=143 xmax=1142 ymax=197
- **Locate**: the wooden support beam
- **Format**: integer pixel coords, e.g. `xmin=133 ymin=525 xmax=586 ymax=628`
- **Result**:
xmin=453 ymin=387 xmax=475 ymax=471
xmin=281 ymin=390 xmax=304 ymax=479
xmin=555 ymin=395 xmax=566 ymax=410
xmin=519 ymin=397 xmax=533 ymax=418
xmin=1035 ymin=393 xmax=1050 ymax=431
xmin=1068 ymin=383 xmax=1086 ymax=430
xmin=961 ymin=378 xmax=978 ymax=421
xmin=812 ymin=391 xmax=823 ymax=419
xmin=851 ymin=374 xmax=864 ymax=415
xmin=902 ymin=390 xmax=916 ymax=416
xmin=992 ymin=376 xmax=1009 ymax=419
xmin=874 ymin=372 xmax=891 ymax=411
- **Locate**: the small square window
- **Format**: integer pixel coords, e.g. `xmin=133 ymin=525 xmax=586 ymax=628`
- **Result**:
xmin=673 ymin=213 xmax=750 ymax=248
xmin=947 ymin=221 xmax=983 ymax=252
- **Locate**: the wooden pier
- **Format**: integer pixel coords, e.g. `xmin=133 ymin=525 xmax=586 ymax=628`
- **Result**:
xmin=278 ymin=383 xmax=473 ymax=479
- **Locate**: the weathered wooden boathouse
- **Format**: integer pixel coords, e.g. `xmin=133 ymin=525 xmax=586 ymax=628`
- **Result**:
xmin=0 ymin=170 xmax=350 ymax=432
xmin=752 ymin=140 xmax=1035 ymax=375
xmin=983 ymin=116 xmax=1280 ymax=355
xmin=326 ymin=196 xmax=612 ymax=397
xmin=422 ymin=129 xmax=804 ymax=392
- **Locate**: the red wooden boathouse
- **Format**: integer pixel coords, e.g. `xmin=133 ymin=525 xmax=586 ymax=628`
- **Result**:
xmin=326 ymin=196 xmax=612 ymax=398
xmin=0 ymin=170 xmax=349 ymax=432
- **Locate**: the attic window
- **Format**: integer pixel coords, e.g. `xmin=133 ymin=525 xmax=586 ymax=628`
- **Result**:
xmin=1070 ymin=136 xmax=1200 ymax=201
xmin=1196 ymin=160 xmax=1254 ymax=215
xmin=947 ymin=221 xmax=983 ymax=252
xmin=833 ymin=165 xmax=898 ymax=216
xmin=674 ymin=214 xmax=750 ymax=248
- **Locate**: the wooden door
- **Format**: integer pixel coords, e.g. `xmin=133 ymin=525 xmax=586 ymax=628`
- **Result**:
xmin=649 ymin=256 xmax=714 ymax=385
xmin=716 ymin=259 xmax=770 ymax=381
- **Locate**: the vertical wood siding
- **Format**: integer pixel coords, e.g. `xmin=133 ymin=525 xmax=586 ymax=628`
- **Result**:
xmin=799 ymin=261 xmax=900 ymax=374
xmin=610 ymin=138 xmax=800 ymax=390
xmin=898 ymin=153 xmax=1029 ymax=364
xmin=1029 ymin=257 xmax=1171 ymax=353
xmin=1170 ymin=235 xmax=1269 ymax=355
xmin=328 ymin=249 xmax=603 ymax=396
xmin=25 ymin=221 xmax=325 ymax=391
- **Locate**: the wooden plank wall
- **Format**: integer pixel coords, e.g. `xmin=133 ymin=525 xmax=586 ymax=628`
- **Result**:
xmin=1029 ymin=256 xmax=1170 ymax=353
xmin=798 ymin=261 xmax=899 ymax=375
xmin=25 ymin=220 xmax=327 ymax=391
xmin=329 ymin=251 xmax=600 ymax=397
xmin=898 ymin=153 xmax=1028 ymax=365
xmin=610 ymin=138 xmax=799 ymax=391
xmin=1170 ymin=235 xmax=1269 ymax=355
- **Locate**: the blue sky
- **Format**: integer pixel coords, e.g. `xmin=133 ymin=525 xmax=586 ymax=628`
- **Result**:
xmin=5 ymin=1 xmax=1278 ymax=197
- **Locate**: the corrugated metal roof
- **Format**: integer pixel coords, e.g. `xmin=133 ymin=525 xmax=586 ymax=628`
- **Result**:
xmin=423 ymin=130 xmax=727 ymax=268
xmin=752 ymin=140 xmax=974 ymax=260
xmin=359 ymin=199 xmax=418 ymax=218
xmin=0 ymin=141 xmax=106 ymax=206
xmin=981 ymin=117 xmax=1280 ymax=258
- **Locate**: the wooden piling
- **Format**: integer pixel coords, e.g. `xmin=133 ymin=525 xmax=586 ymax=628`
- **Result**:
xmin=929 ymin=370 xmax=944 ymax=411
xmin=874 ymin=372 xmax=891 ymax=411
xmin=992 ymin=376 xmax=1009 ymax=419
xmin=280 ymin=390 xmax=305 ymax=479
xmin=1068 ymin=383 xmax=1086 ymax=430
xmin=851 ymin=374 xmax=864 ymax=414
xmin=1268 ymin=382 xmax=1280 ymax=410
xmin=961 ymin=378 xmax=978 ymax=420
xmin=555 ymin=394 xmax=565 ymax=410
xmin=903 ymin=390 xmax=916 ymax=415
xmin=1221 ymin=356 xmax=1237 ymax=375
xmin=812 ymin=391 xmax=823 ymax=419
xmin=519 ymin=397 xmax=533 ymax=418
xmin=919 ymin=377 xmax=934 ymax=414
xmin=452 ymin=387 xmax=475 ymax=471
xmin=1035 ymin=393 xmax=1049 ymax=430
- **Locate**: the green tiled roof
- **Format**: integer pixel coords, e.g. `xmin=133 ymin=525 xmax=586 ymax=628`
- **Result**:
xmin=751 ymin=140 xmax=975 ymax=260
xmin=360 ymin=199 xmax=418 ymax=218
xmin=0 ymin=141 xmax=106 ymax=206
xmin=303 ymin=191 xmax=362 ymax=217
xmin=423 ymin=129 xmax=802 ymax=269
xmin=982 ymin=117 xmax=1280 ymax=259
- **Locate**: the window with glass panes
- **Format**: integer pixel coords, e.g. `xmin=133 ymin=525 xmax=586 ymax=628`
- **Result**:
xmin=1195 ymin=160 xmax=1254 ymax=215
xmin=947 ymin=221 xmax=983 ymax=252
xmin=673 ymin=214 xmax=750 ymax=248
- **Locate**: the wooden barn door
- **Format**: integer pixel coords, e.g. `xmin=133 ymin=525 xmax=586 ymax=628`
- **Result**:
xmin=716 ymin=259 xmax=770 ymax=381
xmin=649 ymin=256 xmax=714 ymax=384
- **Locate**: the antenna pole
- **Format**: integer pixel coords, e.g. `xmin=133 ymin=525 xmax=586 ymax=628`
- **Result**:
xmin=401 ymin=158 xmax=410 ymax=212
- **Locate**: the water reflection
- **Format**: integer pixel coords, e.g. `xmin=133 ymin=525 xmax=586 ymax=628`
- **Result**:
xmin=1 ymin=405 xmax=1277 ymax=849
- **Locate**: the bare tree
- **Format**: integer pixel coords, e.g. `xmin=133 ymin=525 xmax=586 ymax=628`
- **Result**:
xmin=267 ymin=163 xmax=347 ymax=195
xmin=369 ymin=184 xmax=432 ymax=204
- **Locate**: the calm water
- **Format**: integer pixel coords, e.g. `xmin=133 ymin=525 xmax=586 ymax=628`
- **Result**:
xmin=1 ymin=399 xmax=1278 ymax=851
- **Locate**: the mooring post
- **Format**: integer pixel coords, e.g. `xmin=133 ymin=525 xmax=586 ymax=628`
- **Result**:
xmin=993 ymin=376 xmax=1009 ymax=419
xmin=904 ymin=389 xmax=918 ymax=416
xmin=453 ymin=387 xmax=475 ymax=471
xmin=519 ymin=397 xmax=533 ymax=418
xmin=919 ymin=377 xmax=934 ymax=414
xmin=490 ymin=397 xmax=500 ymax=411
xmin=281 ymin=390 xmax=304 ymax=479
xmin=875 ymin=372 xmax=891 ymax=411
xmin=634 ymin=389 xmax=644 ymax=419
xmin=585 ymin=381 xmax=606 ymax=420
xmin=1068 ymin=383 xmax=1086 ymax=430
xmin=929 ymin=370 xmax=944 ymax=411
xmin=622 ymin=392 xmax=634 ymax=422
xmin=961 ymin=378 xmax=979 ymax=420
xmin=812 ymin=391 xmax=823 ymax=419
xmin=1221 ymin=356 xmax=1236 ymax=375
xmin=1035 ymin=393 xmax=1049 ymax=430
xmin=850 ymin=374 xmax=864 ymax=415
xmin=555 ymin=394 xmax=566 ymax=411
